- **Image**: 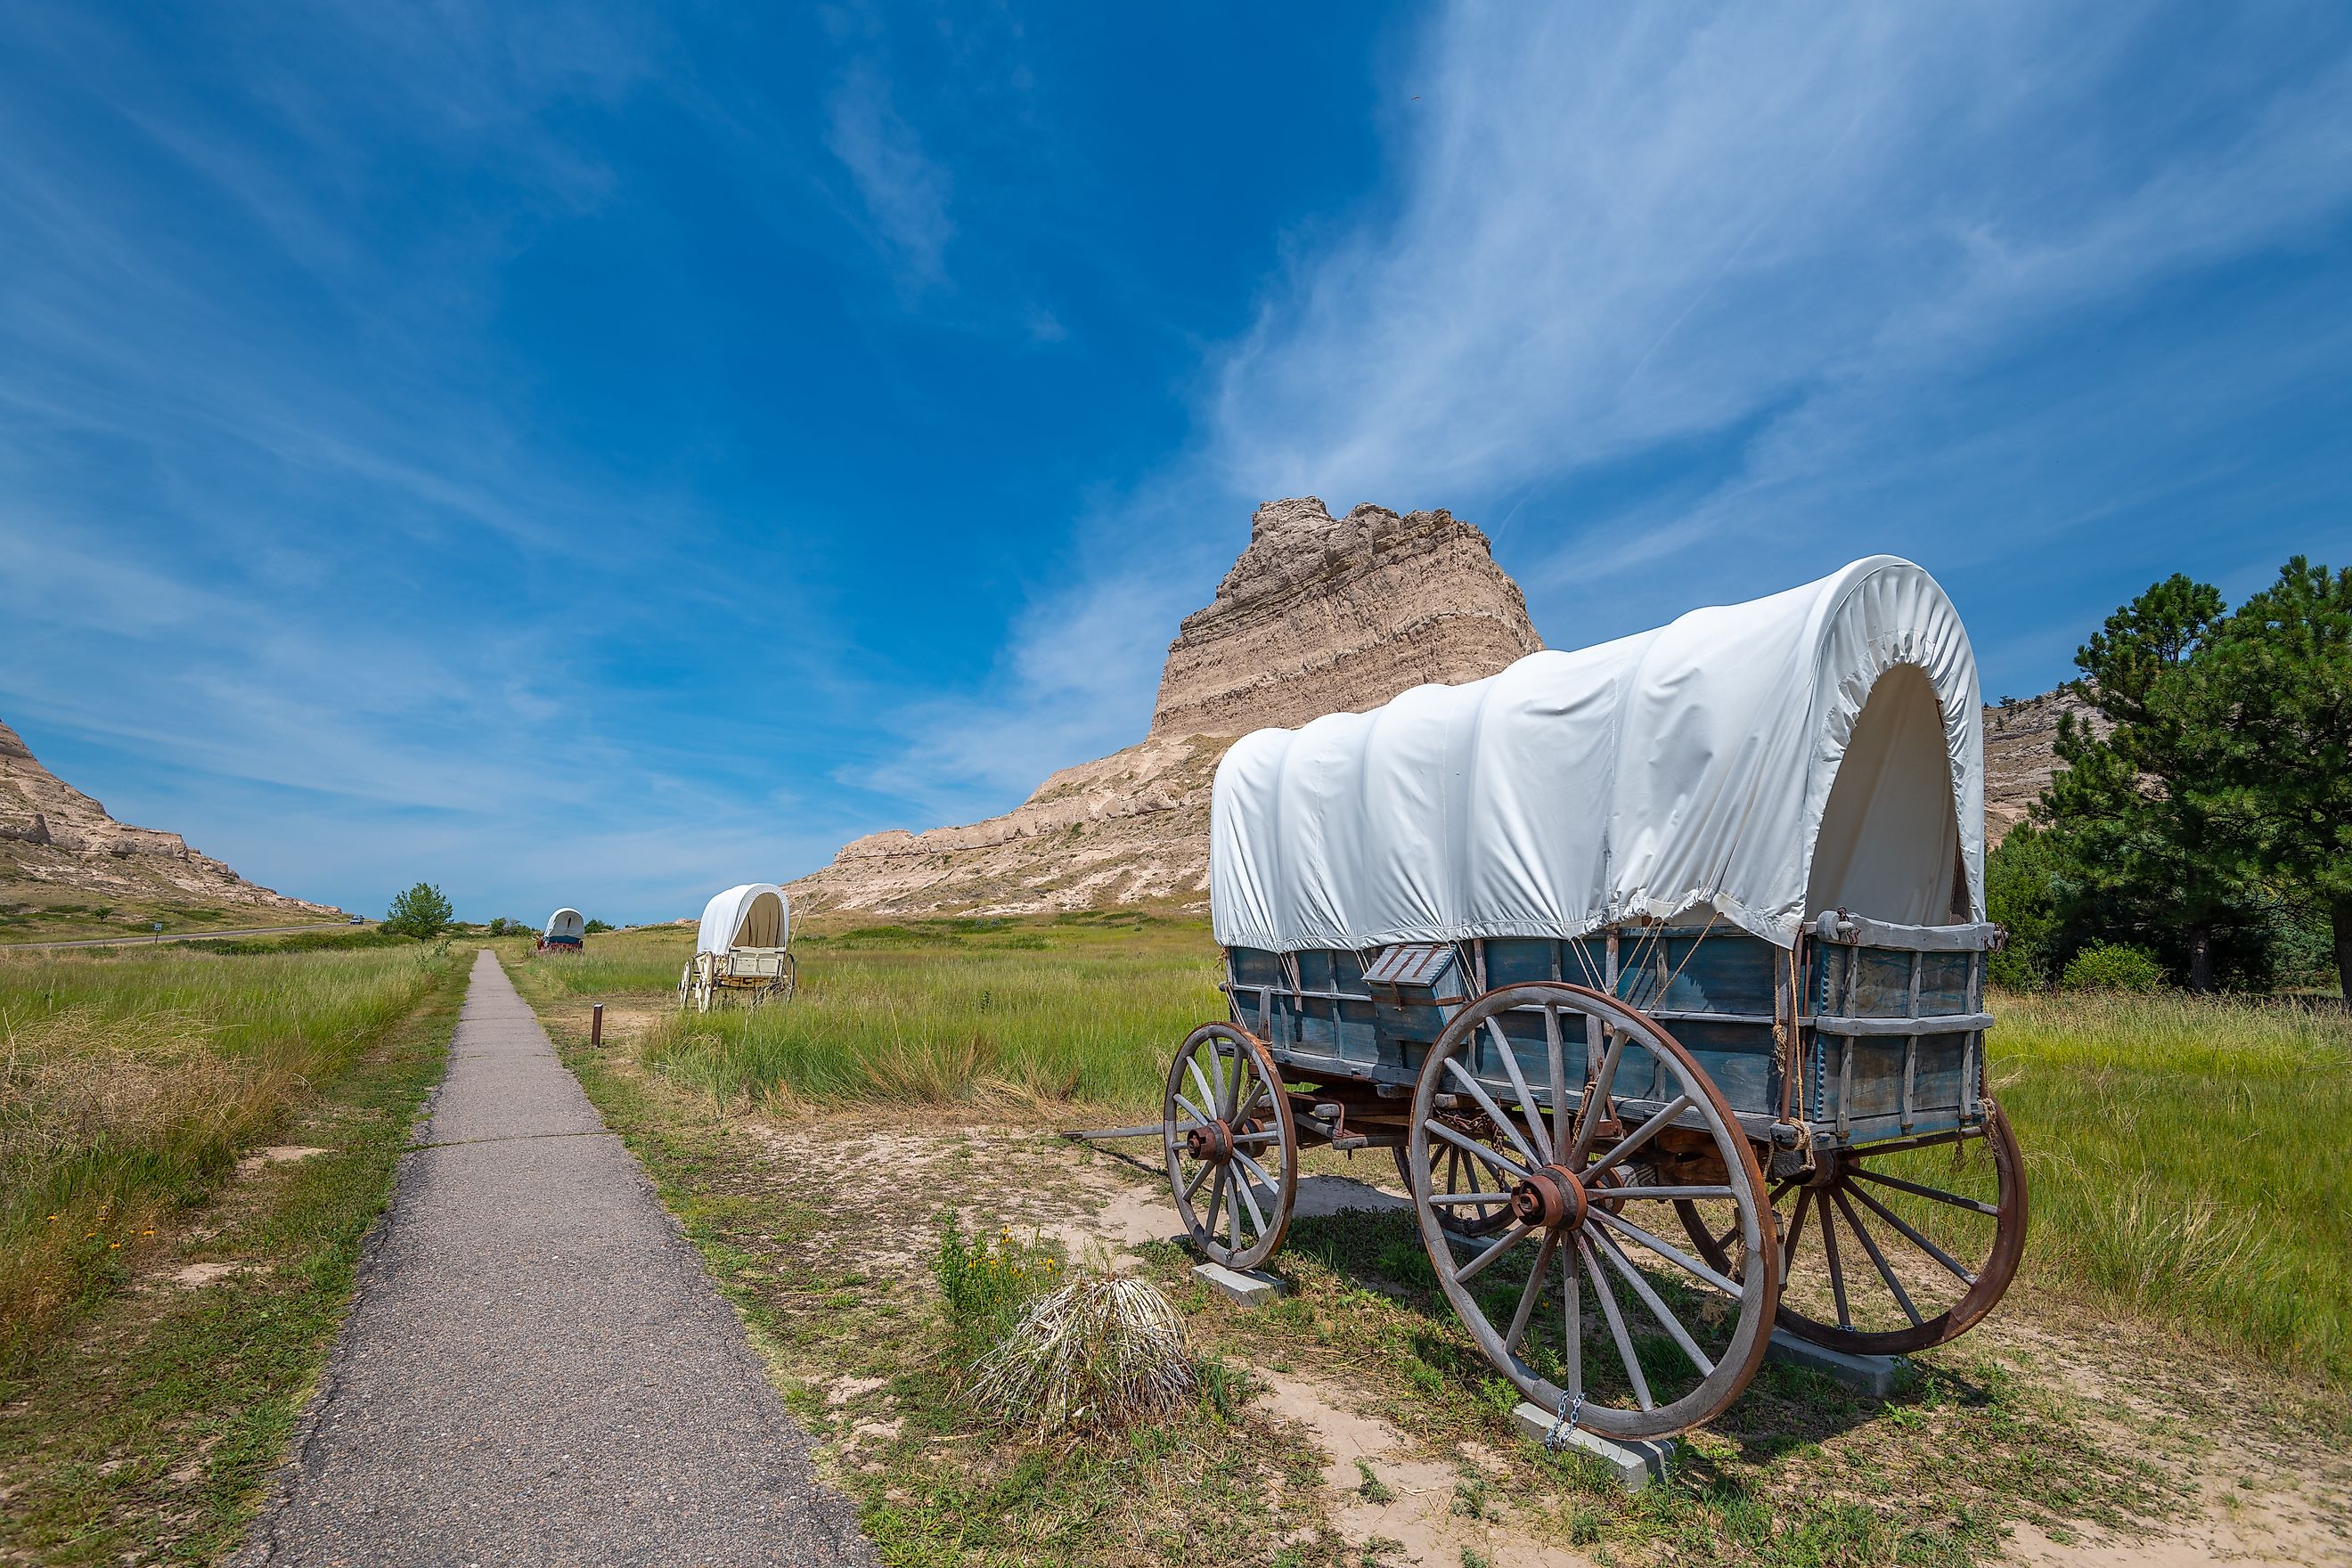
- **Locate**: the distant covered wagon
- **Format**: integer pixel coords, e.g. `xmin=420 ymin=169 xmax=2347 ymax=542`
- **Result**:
xmin=679 ymin=883 xmax=796 ymax=1012
xmin=538 ymin=908 xmax=586 ymax=953
xmin=1170 ymin=556 xmax=2023 ymax=1440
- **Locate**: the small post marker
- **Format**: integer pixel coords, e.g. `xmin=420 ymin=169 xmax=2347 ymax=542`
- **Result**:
xmin=1509 ymin=1402 xmax=1676 ymax=1490
xmin=590 ymin=1003 xmax=605 ymax=1049
xmin=1764 ymin=1329 xmax=1904 ymax=1399
xmin=1193 ymin=1261 xmax=1285 ymax=1307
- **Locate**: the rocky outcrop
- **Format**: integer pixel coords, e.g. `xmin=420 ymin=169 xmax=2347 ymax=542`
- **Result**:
xmin=792 ymin=732 xmax=1229 ymax=918
xmin=790 ymin=497 xmax=1540 ymax=919
xmin=1983 ymin=689 xmax=2103 ymax=846
xmin=0 ymin=716 xmax=340 ymax=918
xmin=1150 ymin=498 xmax=1541 ymax=738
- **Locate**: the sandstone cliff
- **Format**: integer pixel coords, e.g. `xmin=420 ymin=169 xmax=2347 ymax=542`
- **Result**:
xmin=0 ymin=717 xmax=341 ymax=925
xmin=790 ymin=498 xmax=1541 ymax=918
xmin=1151 ymin=498 xmax=1541 ymax=738
xmin=1983 ymin=689 xmax=2103 ymax=846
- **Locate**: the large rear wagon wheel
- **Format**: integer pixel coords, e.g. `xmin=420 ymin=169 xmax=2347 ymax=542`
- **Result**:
xmin=1164 ymin=1024 xmax=1297 ymax=1271
xmin=1408 ymin=984 xmax=1779 ymax=1441
xmin=1686 ymin=1100 xmax=2027 ymax=1356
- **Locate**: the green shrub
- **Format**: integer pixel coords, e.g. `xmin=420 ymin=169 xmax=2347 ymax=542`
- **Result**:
xmin=2061 ymin=943 xmax=2167 ymax=992
xmin=932 ymin=1221 xmax=1059 ymax=1367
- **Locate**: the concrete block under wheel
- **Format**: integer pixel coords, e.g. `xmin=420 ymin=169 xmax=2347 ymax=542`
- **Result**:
xmin=1508 ymin=1402 xmax=1677 ymax=1490
xmin=1193 ymin=1262 xmax=1285 ymax=1306
xmin=1765 ymin=1329 xmax=1905 ymax=1399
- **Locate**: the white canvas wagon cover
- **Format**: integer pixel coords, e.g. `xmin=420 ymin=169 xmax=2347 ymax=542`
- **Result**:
xmin=543 ymin=908 xmax=585 ymax=941
xmin=1210 ymin=556 xmax=1983 ymax=955
xmin=696 ymin=884 xmax=789 ymax=956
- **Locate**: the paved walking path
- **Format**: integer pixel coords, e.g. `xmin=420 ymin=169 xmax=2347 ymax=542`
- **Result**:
xmin=245 ymin=951 xmax=872 ymax=1567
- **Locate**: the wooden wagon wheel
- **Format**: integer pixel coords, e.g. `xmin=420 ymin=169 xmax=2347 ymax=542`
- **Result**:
xmin=1684 ymin=1099 xmax=2027 ymax=1356
xmin=1395 ymin=1124 xmax=1515 ymax=1238
xmin=1164 ymin=1023 xmax=1297 ymax=1271
xmin=776 ymin=951 xmax=797 ymax=1004
xmin=1408 ymin=983 xmax=1779 ymax=1441
xmin=692 ymin=954 xmax=716 ymax=1015
xmin=677 ymin=961 xmax=693 ymax=1010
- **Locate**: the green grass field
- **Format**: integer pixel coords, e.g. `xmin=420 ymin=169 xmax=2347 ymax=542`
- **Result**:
xmin=571 ymin=917 xmax=2350 ymax=1388
xmin=0 ymin=938 xmax=451 ymax=1365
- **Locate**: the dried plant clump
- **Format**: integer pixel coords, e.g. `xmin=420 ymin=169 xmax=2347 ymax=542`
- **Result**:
xmin=968 ymin=1272 xmax=1195 ymax=1435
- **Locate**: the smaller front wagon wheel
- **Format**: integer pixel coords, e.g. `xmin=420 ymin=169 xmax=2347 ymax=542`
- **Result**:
xmin=1164 ymin=1024 xmax=1297 ymax=1271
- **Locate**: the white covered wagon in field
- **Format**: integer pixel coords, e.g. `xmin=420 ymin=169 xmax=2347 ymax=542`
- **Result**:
xmin=679 ymin=883 xmax=796 ymax=1012
xmin=1163 ymin=555 xmax=2023 ymax=1441
xmin=538 ymin=908 xmax=585 ymax=953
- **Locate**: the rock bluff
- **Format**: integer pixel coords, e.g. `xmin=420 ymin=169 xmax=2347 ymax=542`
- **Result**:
xmin=1150 ymin=498 xmax=1542 ymax=738
xmin=0 ymin=717 xmax=339 ymax=918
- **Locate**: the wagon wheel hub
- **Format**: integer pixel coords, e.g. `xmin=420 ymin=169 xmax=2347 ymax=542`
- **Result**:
xmin=1510 ymin=1163 xmax=1588 ymax=1231
xmin=1185 ymin=1120 xmax=1234 ymax=1164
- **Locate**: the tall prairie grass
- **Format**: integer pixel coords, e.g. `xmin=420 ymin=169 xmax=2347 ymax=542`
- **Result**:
xmin=533 ymin=918 xmax=1221 ymax=1114
xmin=530 ymin=922 xmax=2350 ymax=1384
xmin=1991 ymin=987 xmax=2350 ymax=1383
xmin=0 ymin=943 xmax=448 ymax=1363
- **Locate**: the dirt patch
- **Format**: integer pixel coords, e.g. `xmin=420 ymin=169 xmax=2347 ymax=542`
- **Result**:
xmin=1260 ymin=1369 xmax=1579 ymax=1567
xmin=168 ymin=1262 xmax=252 ymax=1288
xmin=233 ymin=1145 xmax=331 ymax=1176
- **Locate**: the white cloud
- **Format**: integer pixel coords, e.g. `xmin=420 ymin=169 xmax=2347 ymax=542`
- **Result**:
xmin=1207 ymin=4 xmax=2352 ymax=513
xmin=826 ymin=61 xmax=955 ymax=287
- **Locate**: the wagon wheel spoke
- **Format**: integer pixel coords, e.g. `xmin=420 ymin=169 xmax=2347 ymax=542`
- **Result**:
xmin=1780 ymin=1188 xmax=1812 ymax=1275
xmin=1591 ymin=1229 xmax=1717 ymax=1376
xmin=1569 ymin=1025 xmax=1631 ymax=1166
xmin=1588 ymin=1207 xmax=1744 ymax=1297
xmin=1186 ymin=1060 xmax=1219 ymax=1123
xmin=1426 ymin=1117 xmax=1535 ymax=1184
xmin=1231 ymin=1166 xmax=1270 ymax=1237
xmin=1182 ymin=1160 xmax=1215 ymax=1204
xmin=1481 ymin=1017 xmax=1555 ymax=1163
xmin=1821 ymin=1193 xmax=1852 ymax=1329
xmin=1846 ymin=1173 xmax=1978 ymax=1285
xmin=1444 ymin=1058 xmax=1544 ymax=1172
xmin=1455 ymin=1222 xmax=1539 ymax=1285
xmin=1579 ymin=1234 xmax=1654 ymax=1411
xmin=1173 ymin=1092 xmax=1211 ymax=1129
xmin=1850 ymin=1167 xmax=2000 ymax=1217
xmin=1427 ymin=1190 xmax=1515 ymax=1208
xmin=1582 ymin=1093 xmax=1696 ymax=1183
xmin=1505 ymin=1229 xmax=1561 ymax=1353
xmin=1833 ymin=1188 xmax=1923 ymax=1328
xmin=1543 ymin=1006 xmax=1571 ymax=1161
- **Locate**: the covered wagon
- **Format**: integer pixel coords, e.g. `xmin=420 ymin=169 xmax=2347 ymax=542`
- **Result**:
xmin=1167 ymin=556 xmax=2024 ymax=1440
xmin=538 ymin=908 xmax=586 ymax=953
xmin=679 ymin=883 xmax=796 ymax=1012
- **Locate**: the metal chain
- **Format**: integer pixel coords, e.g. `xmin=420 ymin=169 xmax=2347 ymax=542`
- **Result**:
xmin=1542 ymin=1390 xmax=1586 ymax=1451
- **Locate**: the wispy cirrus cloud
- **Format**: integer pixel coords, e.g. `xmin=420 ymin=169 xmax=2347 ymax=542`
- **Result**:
xmin=826 ymin=61 xmax=955 ymax=288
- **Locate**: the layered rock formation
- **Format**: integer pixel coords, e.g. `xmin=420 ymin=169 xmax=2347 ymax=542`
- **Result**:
xmin=0 ymin=717 xmax=340 ymax=919
xmin=1150 ymin=498 xmax=1542 ymax=738
xmin=790 ymin=498 xmax=1541 ymax=918
xmin=1983 ymin=689 xmax=2104 ymax=845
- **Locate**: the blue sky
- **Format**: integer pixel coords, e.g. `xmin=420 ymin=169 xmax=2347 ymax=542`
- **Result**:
xmin=4 ymin=3 xmax=2348 ymax=924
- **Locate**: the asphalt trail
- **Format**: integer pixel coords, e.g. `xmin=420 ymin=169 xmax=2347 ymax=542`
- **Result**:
xmin=244 ymin=950 xmax=873 ymax=1567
